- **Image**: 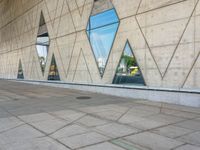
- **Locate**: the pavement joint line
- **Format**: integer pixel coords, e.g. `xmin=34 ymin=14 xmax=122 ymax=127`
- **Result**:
xmin=116 ymin=105 xmax=138 ymax=122
xmin=74 ymin=141 xmax=108 ymax=150
xmin=0 ymin=123 xmax=25 ymax=135
xmin=174 ymin=129 xmax=200 ymax=139
xmin=46 ymin=113 xmax=88 ymax=136
xmin=171 ymin=143 xmax=188 ymax=150
xmin=0 ymin=81 xmax=200 ymax=149
xmin=0 ymin=107 xmax=73 ymax=150
xmin=72 ymin=106 xmax=193 ymax=132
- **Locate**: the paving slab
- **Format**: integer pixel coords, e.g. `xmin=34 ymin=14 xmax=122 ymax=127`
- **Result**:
xmin=174 ymin=144 xmax=200 ymax=150
xmin=95 ymin=123 xmax=139 ymax=138
xmin=143 ymin=114 xmax=186 ymax=124
xmin=30 ymin=118 xmax=70 ymax=134
xmin=129 ymin=117 xmax=167 ymax=130
xmin=176 ymin=131 xmax=200 ymax=146
xmin=58 ymin=132 xmax=110 ymax=149
xmin=79 ymin=142 xmax=126 ymax=150
xmin=0 ymin=124 xmax=44 ymax=145
xmin=18 ymin=112 xmax=57 ymax=123
xmin=151 ymin=125 xmax=193 ymax=138
xmin=1 ymin=137 xmax=70 ymax=150
xmin=51 ymin=124 xmax=89 ymax=139
xmin=76 ymin=115 xmax=108 ymax=127
xmin=0 ymin=117 xmax=24 ymax=133
xmin=94 ymin=110 xmax=123 ymax=121
xmin=0 ymin=80 xmax=199 ymax=150
xmin=111 ymin=139 xmax=149 ymax=150
xmin=175 ymin=119 xmax=200 ymax=131
xmin=161 ymin=108 xmax=200 ymax=119
xmin=124 ymin=132 xmax=184 ymax=150
xmin=51 ymin=110 xmax=86 ymax=121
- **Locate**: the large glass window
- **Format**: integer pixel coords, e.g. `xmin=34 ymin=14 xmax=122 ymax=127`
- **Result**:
xmin=87 ymin=9 xmax=119 ymax=77
xmin=36 ymin=12 xmax=49 ymax=75
xmin=17 ymin=60 xmax=24 ymax=79
xmin=113 ymin=42 xmax=145 ymax=86
xmin=48 ymin=54 xmax=60 ymax=80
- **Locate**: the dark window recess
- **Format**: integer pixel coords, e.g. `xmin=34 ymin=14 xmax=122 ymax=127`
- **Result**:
xmin=17 ymin=60 xmax=24 ymax=79
xmin=48 ymin=54 xmax=60 ymax=81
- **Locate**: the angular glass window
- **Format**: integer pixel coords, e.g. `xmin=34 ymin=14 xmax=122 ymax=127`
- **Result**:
xmin=113 ymin=42 xmax=145 ymax=86
xmin=87 ymin=7 xmax=119 ymax=77
xmin=36 ymin=12 xmax=49 ymax=75
xmin=17 ymin=60 xmax=24 ymax=79
xmin=48 ymin=54 xmax=60 ymax=81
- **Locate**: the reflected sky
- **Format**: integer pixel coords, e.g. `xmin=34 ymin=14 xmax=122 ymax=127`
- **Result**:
xmin=124 ymin=42 xmax=134 ymax=57
xmin=87 ymin=9 xmax=119 ymax=75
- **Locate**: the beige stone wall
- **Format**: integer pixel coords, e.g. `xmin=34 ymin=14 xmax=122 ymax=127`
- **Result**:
xmin=0 ymin=0 xmax=200 ymax=90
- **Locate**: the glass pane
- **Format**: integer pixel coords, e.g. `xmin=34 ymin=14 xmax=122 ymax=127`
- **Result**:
xmin=17 ymin=60 xmax=24 ymax=79
xmin=48 ymin=55 xmax=60 ymax=80
xmin=87 ymin=8 xmax=119 ymax=76
xmin=36 ymin=36 xmax=49 ymax=45
xmin=36 ymin=12 xmax=49 ymax=75
xmin=36 ymin=45 xmax=48 ymax=73
xmin=113 ymin=42 xmax=145 ymax=86
xmin=88 ymin=23 xmax=118 ymax=75
xmin=88 ymin=9 xmax=119 ymax=30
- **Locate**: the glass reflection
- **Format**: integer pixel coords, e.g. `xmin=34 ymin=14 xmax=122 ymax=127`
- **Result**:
xmin=87 ymin=9 xmax=119 ymax=76
xmin=113 ymin=42 xmax=145 ymax=86
xmin=36 ymin=34 xmax=49 ymax=74
xmin=36 ymin=12 xmax=49 ymax=75
xmin=17 ymin=60 xmax=24 ymax=79
xmin=48 ymin=54 xmax=60 ymax=80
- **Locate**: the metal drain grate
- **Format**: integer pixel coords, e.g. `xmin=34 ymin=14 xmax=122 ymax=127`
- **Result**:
xmin=76 ymin=96 xmax=91 ymax=100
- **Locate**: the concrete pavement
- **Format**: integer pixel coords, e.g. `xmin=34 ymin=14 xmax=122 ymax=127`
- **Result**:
xmin=0 ymin=80 xmax=200 ymax=150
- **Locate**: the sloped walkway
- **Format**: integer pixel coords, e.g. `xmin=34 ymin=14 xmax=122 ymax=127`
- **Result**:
xmin=0 ymin=80 xmax=200 ymax=150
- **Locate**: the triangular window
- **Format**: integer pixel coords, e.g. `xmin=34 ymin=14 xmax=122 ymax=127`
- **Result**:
xmin=113 ymin=42 xmax=145 ymax=86
xmin=17 ymin=60 xmax=24 ymax=79
xmin=48 ymin=54 xmax=60 ymax=80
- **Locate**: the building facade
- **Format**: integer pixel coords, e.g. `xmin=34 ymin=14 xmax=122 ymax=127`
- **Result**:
xmin=0 ymin=0 xmax=200 ymax=106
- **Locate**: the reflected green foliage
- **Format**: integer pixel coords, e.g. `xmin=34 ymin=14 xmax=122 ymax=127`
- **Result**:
xmin=113 ymin=42 xmax=145 ymax=86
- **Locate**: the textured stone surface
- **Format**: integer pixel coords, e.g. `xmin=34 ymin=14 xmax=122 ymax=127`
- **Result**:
xmin=1 ymin=137 xmax=70 ymax=150
xmin=125 ymin=132 xmax=184 ymax=150
xmin=0 ymin=117 xmax=24 ymax=133
xmin=152 ymin=125 xmax=193 ymax=138
xmin=51 ymin=124 xmax=89 ymax=139
xmin=0 ymin=125 xmax=44 ymax=145
xmin=30 ymin=118 xmax=70 ymax=134
xmin=175 ymin=120 xmax=200 ymax=131
xmin=175 ymin=144 xmax=200 ymax=150
xmin=58 ymin=132 xmax=109 ymax=149
xmin=0 ymin=81 xmax=199 ymax=149
xmin=177 ymin=131 xmax=200 ymax=146
xmin=95 ymin=123 xmax=139 ymax=138
xmin=76 ymin=116 xmax=108 ymax=127
xmin=79 ymin=142 xmax=125 ymax=150
xmin=0 ymin=0 xmax=200 ymax=91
